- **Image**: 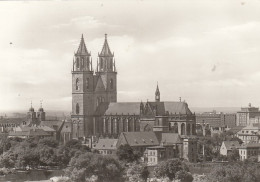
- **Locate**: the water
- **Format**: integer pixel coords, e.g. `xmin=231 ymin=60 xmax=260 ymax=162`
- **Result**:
xmin=0 ymin=169 xmax=64 ymax=182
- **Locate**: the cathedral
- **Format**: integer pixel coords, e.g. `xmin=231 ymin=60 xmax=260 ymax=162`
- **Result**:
xmin=71 ymin=34 xmax=196 ymax=139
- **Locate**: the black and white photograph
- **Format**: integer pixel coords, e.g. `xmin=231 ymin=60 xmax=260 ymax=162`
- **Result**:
xmin=0 ymin=1 xmax=260 ymax=182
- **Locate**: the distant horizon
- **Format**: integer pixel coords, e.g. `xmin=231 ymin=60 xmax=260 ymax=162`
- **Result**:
xmin=0 ymin=106 xmax=250 ymax=115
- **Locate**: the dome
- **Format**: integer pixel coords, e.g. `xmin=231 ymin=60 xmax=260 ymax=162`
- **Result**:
xmin=29 ymin=107 xmax=34 ymax=112
xmin=38 ymin=107 xmax=44 ymax=112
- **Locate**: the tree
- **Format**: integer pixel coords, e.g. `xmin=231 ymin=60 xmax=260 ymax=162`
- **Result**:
xmin=127 ymin=162 xmax=149 ymax=182
xmin=116 ymin=144 xmax=141 ymax=163
xmin=65 ymin=153 xmax=124 ymax=182
xmin=154 ymin=159 xmax=190 ymax=180
xmin=57 ymin=139 xmax=90 ymax=167
xmin=175 ymin=170 xmax=193 ymax=182
xmin=207 ymin=163 xmax=260 ymax=182
xmin=227 ymin=149 xmax=239 ymax=162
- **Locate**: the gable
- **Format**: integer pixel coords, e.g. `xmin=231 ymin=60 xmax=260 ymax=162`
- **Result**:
xmin=95 ymin=76 xmax=106 ymax=92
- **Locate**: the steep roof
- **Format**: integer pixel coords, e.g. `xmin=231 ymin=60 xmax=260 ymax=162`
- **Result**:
xmin=0 ymin=118 xmax=24 ymax=125
xmin=223 ymin=141 xmax=240 ymax=150
xmin=164 ymin=102 xmax=192 ymax=115
xmin=99 ymin=34 xmax=113 ymax=57
xmin=40 ymin=120 xmax=64 ymax=131
xmin=60 ymin=121 xmax=72 ymax=133
xmin=161 ymin=133 xmax=182 ymax=145
xmin=228 ymin=126 xmax=245 ymax=134
xmin=94 ymin=139 xmax=118 ymax=150
xmin=76 ymin=34 xmax=89 ymax=55
xmin=118 ymin=132 xmax=159 ymax=147
xmin=9 ymin=129 xmax=51 ymax=137
xmin=105 ymin=102 xmax=140 ymax=115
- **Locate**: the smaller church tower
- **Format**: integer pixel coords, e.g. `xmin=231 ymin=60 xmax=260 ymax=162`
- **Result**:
xmin=27 ymin=102 xmax=37 ymax=125
xmin=155 ymin=83 xmax=160 ymax=102
xmin=37 ymin=101 xmax=45 ymax=122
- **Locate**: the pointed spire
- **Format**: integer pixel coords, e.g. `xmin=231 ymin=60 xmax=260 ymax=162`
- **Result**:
xmin=99 ymin=34 xmax=113 ymax=57
xmin=76 ymin=34 xmax=90 ymax=55
xmin=155 ymin=83 xmax=160 ymax=102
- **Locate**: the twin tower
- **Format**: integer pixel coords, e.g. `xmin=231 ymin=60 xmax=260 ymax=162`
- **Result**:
xmin=71 ymin=34 xmax=117 ymax=138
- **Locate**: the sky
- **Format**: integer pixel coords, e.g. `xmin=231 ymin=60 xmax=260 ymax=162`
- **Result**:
xmin=1 ymin=0 xmax=260 ymax=112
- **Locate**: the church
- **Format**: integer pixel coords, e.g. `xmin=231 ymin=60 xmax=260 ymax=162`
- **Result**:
xmin=71 ymin=34 xmax=196 ymax=139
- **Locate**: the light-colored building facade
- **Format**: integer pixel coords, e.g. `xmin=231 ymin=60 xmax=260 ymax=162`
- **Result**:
xmin=238 ymin=143 xmax=260 ymax=161
xmin=94 ymin=138 xmax=118 ymax=155
xmin=237 ymin=124 xmax=260 ymax=144
xmin=236 ymin=104 xmax=260 ymax=126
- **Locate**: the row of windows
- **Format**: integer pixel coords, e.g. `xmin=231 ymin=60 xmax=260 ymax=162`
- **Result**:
xmin=75 ymin=78 xmax=114 ymax=90
xmin=76 ymin=57 xmax=90 ymax=69
xmin=76 ymin=78 xmax=90 ymax=90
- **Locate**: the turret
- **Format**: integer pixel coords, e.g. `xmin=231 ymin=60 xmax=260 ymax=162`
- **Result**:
xmin=155 ymin=83 xmax=160 ymax=102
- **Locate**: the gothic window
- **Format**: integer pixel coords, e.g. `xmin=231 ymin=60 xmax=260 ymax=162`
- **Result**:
xmin=82 ymin=58 xmax=84 ymax=69
xmin=187 ymin=124 xmax=190 ymax=135
xmin=110 ymin=60 xmax=113 ymax=69
xmin=76 ymin=58 xmax=79 ymax=68
xmin=97 ymin=97 xmax=100 ymax=107
xmin=86 ymin=78 xmax=89 ymax=89
xmin=86 ymin=57 xmax=89 ymax=69
xmin=76 ymin=78 xmax=79 ymax=90
xmin=181 ymin=123 xmax=185 ymax=135
xmin=76 ymin=103 xmax=80 ymax=114
xmin=110 ymin=79 xmax=113 ymax=89
xmin=100 ymin=58 xmax=103 ymax=69
xmin=174 ymin=123 xmax=178 ymax=133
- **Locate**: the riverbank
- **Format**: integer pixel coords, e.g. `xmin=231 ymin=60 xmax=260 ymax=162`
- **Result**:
xmin=0 ymin=169 xmax=63 ymax=182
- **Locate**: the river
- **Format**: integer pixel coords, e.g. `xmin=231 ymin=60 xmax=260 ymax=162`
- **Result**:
xmin=0 ymin=169 xmax=64 ymax=182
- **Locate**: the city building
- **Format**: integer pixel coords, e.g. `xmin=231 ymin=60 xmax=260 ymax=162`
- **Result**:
xmin=238 ymin=143 xmax=260 ymax=161
xmin=8 ymin=128 xmax=51 ymax=139
xmin=117 ymin=131 xmax=197 ymax=163
xmin=237 ymin=124 xmax=260 ymax=144
xmin=71 ymin=34 xmax=196 ymax=139
xmin=220 ymin=141 xmax=240 ymax=156
xmin=94 ymin=138 xmax=118 ymax=155
xmin=236 ymin=103 xmax=260 ymax=126
xmin=196 ymin=111 xmax=236 ymax=136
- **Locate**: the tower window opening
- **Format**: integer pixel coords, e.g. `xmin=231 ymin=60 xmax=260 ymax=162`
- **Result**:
xmin=76 ymin=78 xmax=80 ymax=90
xmin=110 ymin=79 xmax=113 ymax=89
xmin=76 ymin=58 xmax=80 ymax=68
xmin=100 ymin=59 xmax=103 ymax=69
xmin=86 ymin=78 xmax=90 ymax=89
xmin=82 ymin=58 xmax=84 ymax=68
xmin=76 ymin=103 xmax=80 ymax=114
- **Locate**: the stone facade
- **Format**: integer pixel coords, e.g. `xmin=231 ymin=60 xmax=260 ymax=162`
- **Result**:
xmin=71 ymin=34 xmax=196 ymax=139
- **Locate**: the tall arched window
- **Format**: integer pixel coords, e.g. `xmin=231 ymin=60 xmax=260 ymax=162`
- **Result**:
xmin=82 ymin=58 xmax=84 ymax=69
xmin=86 ymin=57 xmax=89 ymax=69
xmin=76 ymin=58 xmax=79 ymax=68
xmin=96 ymin=97 xmax=99 ymax=107
xmin=76 ymin=103 xmax=79 ymax=114
xmin=86 ymin=78 xmax=89 ymax=89
xmin=76 ymin=78 xmax=79 ymax=90
xmin=100 ymin=58 xmax=103 ymax=69
xmin=110 ymin=79 xmax=113 ymax=89
xmin=181 ymin=123 xmax=185 ymax=135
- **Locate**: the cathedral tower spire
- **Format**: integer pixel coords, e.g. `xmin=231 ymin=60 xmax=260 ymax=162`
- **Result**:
xmin=97 ymin=34 xmax=115 ymax=72
xmin=73 ymin=34 xmax=92 ymax=72
xmin=71 ymin=34 xmax=95 ymax=138
xmin=155 ymin=83 xmax=160 ymax=102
